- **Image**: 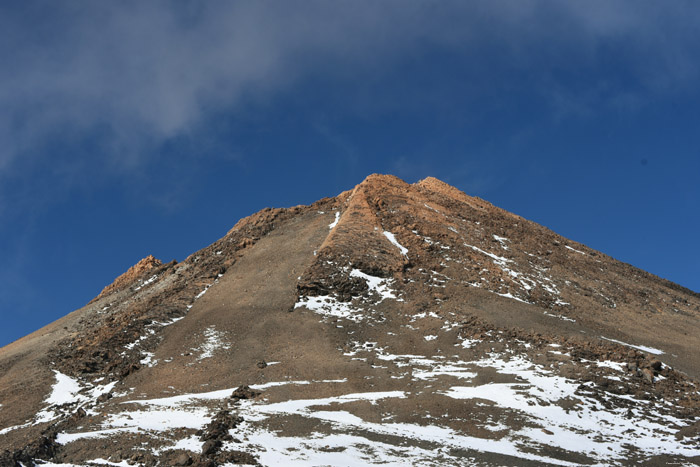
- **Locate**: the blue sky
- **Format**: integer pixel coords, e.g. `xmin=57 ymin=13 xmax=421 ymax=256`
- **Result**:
xmin=1 ymin=1 xmax=699 ymax=346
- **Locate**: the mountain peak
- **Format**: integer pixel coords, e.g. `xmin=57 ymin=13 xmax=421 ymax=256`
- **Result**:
xmin=2 ymin=174 xmax=699 ymax=466
xmin=358 ymin=172 xmax=408 ymax=187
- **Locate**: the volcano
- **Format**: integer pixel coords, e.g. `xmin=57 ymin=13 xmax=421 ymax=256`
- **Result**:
xmin=1 ymin=174 xmax=699 ymax=466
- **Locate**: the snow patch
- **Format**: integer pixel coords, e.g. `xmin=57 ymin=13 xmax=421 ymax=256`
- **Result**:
xmin=140 ymin=352 xmax=156 ymax=367
xmin=295 ymin=295 xmax=359 ymax=321
xmin=441 ymin=352 xmax=691 ymax=461
xmin=412 ymin=364 xmax=477 ymax=381
xmin=350 ymin=269 xmax=397 ymax=301
xmin=601 ymin=337 xmax=664 ymax=355
xmin=564 ymin=245 xmax=586 ymax=255
xmin=458 ymin=337 xmax=481 ymax=349
xmin=35 ymin=372 xmax=116 ymax=424
xmin=192 ymin=326 xmax=231 ymax=361
xmin=329 ymin=211 xmax=340 ymax=229
xmin=465 ymin=243 xmax=512 ymax=265
xmin=495 ymin=292 xmax=529 ymax=304
xmin=134 ymin=274 xmax=158 ymax=291
xmin=383 ymin=231 xmax=408 ymax=256
xmin=543 ymin=311 xmax=576 ymax=323
xmin=294 ymin=266 xmax=401 ymax=321
xmin=493 ymin=235 xmax=510 ymax=249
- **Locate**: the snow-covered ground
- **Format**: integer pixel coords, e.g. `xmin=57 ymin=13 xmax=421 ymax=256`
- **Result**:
xmin=48 ymin=343 xmax=697 ymax=466
xmin=0 ymin=371 xmax=118 ymax=435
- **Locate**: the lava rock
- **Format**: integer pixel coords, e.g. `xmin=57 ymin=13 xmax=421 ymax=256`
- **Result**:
xmin=230 ymin=385 xmax=261 ymax=402
xmin=675 ymin=420 xmax=700 ymax=440
xmin=96 ymin=392 xmax=112 ymax=403
xmin=201 ymin=439 xmax=222 ymax=456
xmin=173 ymin=452 xmax=192 ymax=466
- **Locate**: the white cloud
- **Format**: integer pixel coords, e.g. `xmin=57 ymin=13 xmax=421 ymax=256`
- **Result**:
xmin=0 ymin=1 xmax=698 ymax=172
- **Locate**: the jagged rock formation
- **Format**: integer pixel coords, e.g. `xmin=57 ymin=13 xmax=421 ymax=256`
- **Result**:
xmin=1 ymin=174 xmax=699 ymax=466
xmin=92 ymin=255 xmax=164 ymax=303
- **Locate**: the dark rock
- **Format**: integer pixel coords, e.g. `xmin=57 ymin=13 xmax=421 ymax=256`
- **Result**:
xmin=217 ymin=449 xmax=261 ymax=465
xmin=231 ymin=385 xmax=261 ymax=402
xmin=198 ymin=408 xmax=244 ymax=462
xmin=297 ymin=271 xmax=369 ymax=302
xmin=0 ymin=450 xmax=17 ymax=467
xmin=141 ymin=453 xmax=157 ymax=466
xmin=571 ymin=348 xmax=597 ymax=361
xmin=202 ymin=439 xmax=222 ymax=456
xmin=96 ymin=392 xmax=112 ymax=403
xmin=173 ymin=452 xmax=192 ymax=466
xmin=256 ymin=360 xmax=267 ymax=369
xmin=3 ymin=431 xmax=61 ymax=466
xmin=650 ymin=359 xmax=663 ymax=371
xmin=193 ymin=459 xmax=217 ymax=467
xmin=675 ymin=420 xmax=700 ymax=440
xmin=119 ymin=362 xmax=141 ymax=378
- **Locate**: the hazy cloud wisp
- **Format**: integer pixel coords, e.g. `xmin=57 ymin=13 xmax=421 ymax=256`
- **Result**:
xmin=0 ymin=1 xmax=698 ymax=173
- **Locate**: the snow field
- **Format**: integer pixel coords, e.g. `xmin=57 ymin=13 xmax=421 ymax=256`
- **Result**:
xmin=49 ymin=343 xmax=698 ymax=466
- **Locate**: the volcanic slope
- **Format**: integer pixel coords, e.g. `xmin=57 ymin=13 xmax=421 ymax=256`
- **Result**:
xmin=1 ymin=174 xmax=699 ymax=466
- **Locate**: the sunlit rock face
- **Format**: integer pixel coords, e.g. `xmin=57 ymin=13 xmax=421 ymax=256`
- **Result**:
xmin=1 ymin=174 xmax=699 ymax=466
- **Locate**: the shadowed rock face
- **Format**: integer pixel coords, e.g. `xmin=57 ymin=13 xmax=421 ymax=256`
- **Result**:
xmin=1 ymin=174 xmax=699 ymax=466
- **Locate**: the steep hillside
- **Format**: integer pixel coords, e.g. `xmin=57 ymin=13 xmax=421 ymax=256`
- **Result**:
xmin=1 ymin=175 xmax=699 ymax=466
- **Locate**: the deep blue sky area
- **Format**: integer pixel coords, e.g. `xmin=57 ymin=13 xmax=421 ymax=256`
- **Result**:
xmin=1 ymin=1 xmax=699 ymax=347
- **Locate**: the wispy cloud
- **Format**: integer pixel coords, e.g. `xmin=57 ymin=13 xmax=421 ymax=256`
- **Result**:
xmin=0 ymin=1 xmax=698 ymax=175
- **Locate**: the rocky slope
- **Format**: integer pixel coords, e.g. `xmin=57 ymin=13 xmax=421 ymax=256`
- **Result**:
xmin=1 ymin=174 xmax=699 ymax=466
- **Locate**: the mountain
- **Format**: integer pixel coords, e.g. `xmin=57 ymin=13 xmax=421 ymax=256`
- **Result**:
xmin=1 ymin=174 xmax=699 ymax=466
